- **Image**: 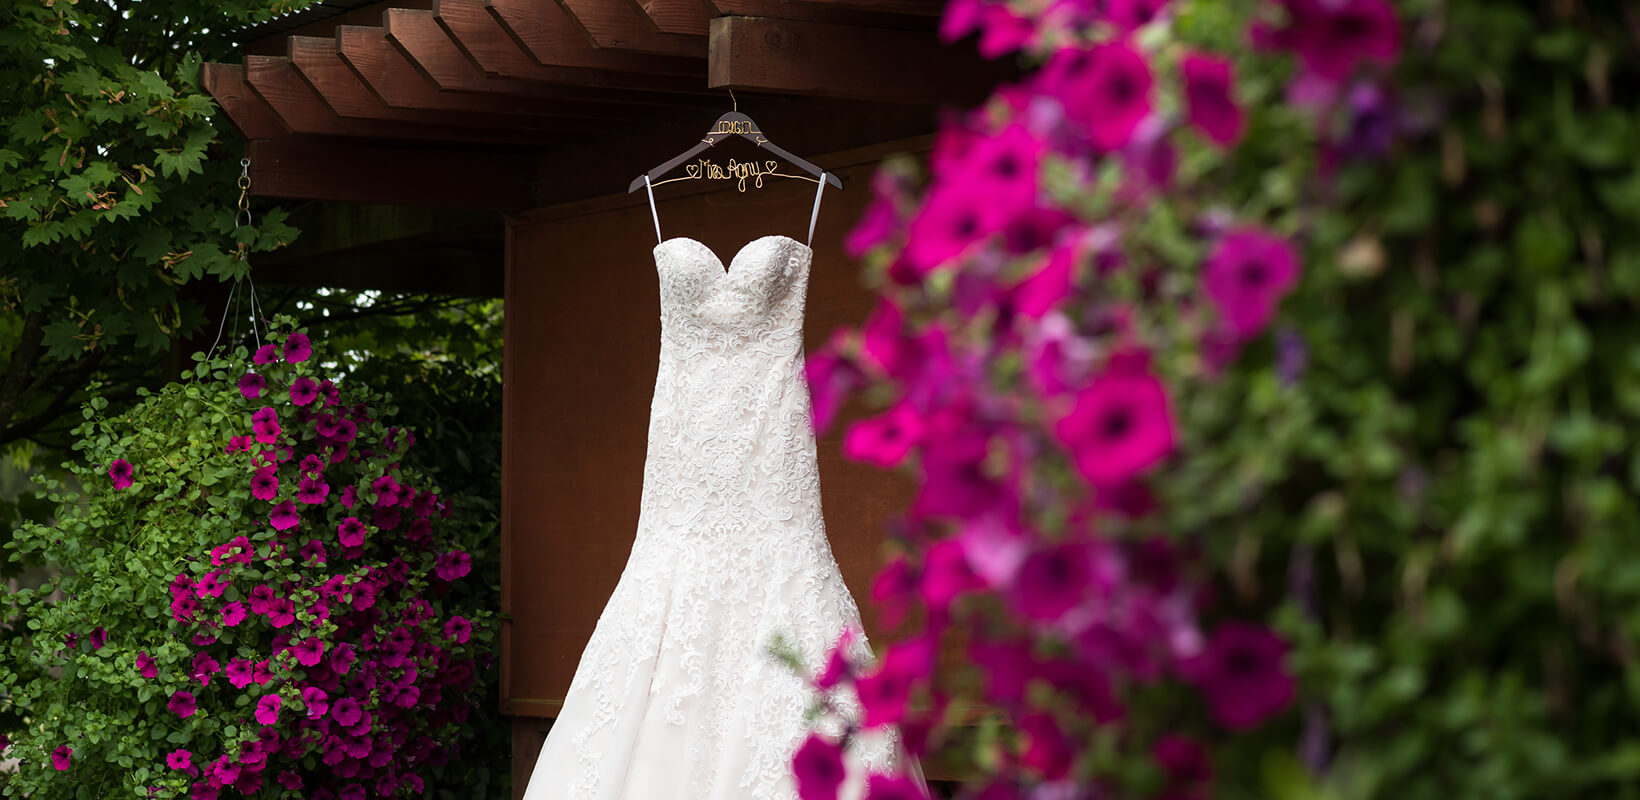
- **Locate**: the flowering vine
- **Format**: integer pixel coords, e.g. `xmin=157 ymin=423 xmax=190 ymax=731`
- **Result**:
xmin=0 ymin=322 xmax=496 ymax=799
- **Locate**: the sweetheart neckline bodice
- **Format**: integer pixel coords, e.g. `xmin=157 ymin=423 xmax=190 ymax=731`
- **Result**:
xmin=653 ymin=234 xmax=812 ymax=276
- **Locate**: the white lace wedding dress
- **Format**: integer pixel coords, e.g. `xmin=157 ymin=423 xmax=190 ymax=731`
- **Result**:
xmin=522 ymin=177 xmax=924 ymax=800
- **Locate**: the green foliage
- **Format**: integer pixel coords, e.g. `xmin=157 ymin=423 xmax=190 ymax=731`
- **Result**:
xmin=0 ymin=324 xmax=499 ymax=799
xmin=1144 ymin=2 xmax=1640 ymax=798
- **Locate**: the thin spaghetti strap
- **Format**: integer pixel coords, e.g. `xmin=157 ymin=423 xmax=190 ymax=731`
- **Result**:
xmin=807 ymin=173 xmax=827 ymax=248
xmin=644 ymin=174 xmax=662 ymax=245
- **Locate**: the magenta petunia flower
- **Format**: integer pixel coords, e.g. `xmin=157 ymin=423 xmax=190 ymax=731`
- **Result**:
xmin=87 ymin=626 xmax=107 ymax=650
xmin=1040 ymin=40 xmax=1154 ymax=151
xmin=170 ymin=595 xmax=199 ymax=623
xmin=238 ymin=372 xmax=266 ymax=400
xmin=1153 ymin=733 xmax=1212 ymax=793
xmin=270 ymin=501 xmax=301 ymax=532
xmin=434 ymin=550 xmax=471 ymax=581
xmin=166 ymin=749 xmax=193 ymax=772
xmin=299 ymin=454 xmax=325 ymax=475
xmin=844 ymin=170 xmax=907 ymax=259
xmin=299 ymin=538 xmax=327 ymax=565
xmin=862 ymin=772 xmax=926 ymax=800
xmin=842 ymin=403 xmax=924 ymax=468
xmin=219 ymin=601 xmax=246 ymax=628
xmin=136 ymin=650 xmax=158 ymax=679
xmin=191 ymin=652 xmax=221 ymax=686
xmin=1256 ymin=0 xmax=1401 ymax=82
xmin=268 ymin=597 xmax=296 ymax=628
xmin=255 ymin=694 xmax=282 ymax=725
xmin=961 ymin=122 xmax=1045 ymax=231
xmin=815 ymin=626 xmax=859 ymax=691
xmin=370 ymin=474 xmax=401 ymax=506
xmin=283 ymin=332 xmax=312 ymax=363
xmin=277 ymin=771 xmax=303 ymax=791
xmin=919 ymin=538 xmax=982 ymax=613
xmin=193 ymin=570 xmax=226 ymax=599
xmin=940 ymin=0 xmax=1035 ymax=58
xmin=224 ymin=435 xmax=253 ymax=454
xmin=1203 ymin=227 xmax=1301 ymax=340
xmin=1181 ymin=51 xmax=1244 ymax=146
xmin=109 ymin=458 xmax=134 ymax=490
xmin=444 ymin=615 xmax=472 ymax=644
xmin=296 ymin=477 xmax=329 ymax=505
xmin=248 ymin=585 xmax=276 ymax=614
xmin=331 ymin=642 xmax=357 ymax=674
xmin=302 ymin=687 xmax=330 ymax=719
xmin=855 ymin=636 xmax=934 ymax=729
xmin=1053 ymin=356 xmax=1175 ymax=487
xmin=253 ymin=419 xmax=281 ymax=445
xmin=331 ymin=696 xmax=362 ymax=727
xmin=292 ymin=636 xmax=326 ymax=667
xmin=792 ymin=733 xmax=847 ymax=800
xmin=252 ymin=344 xmax=277 ymax=364
xmin=336 ymin=516 xmax=367 ymax=547
xmin=252 ymin=658 xmax=273 ymax=685
xmin=1008 ymin=542 xmax=1096 ymax=621
xmin=225 ymin=658 xmax=254 ymax=688
xmin=334 ymin=418 xmax=357 ymax=442
xmin=168 ymin=690 xmax=197 ymax=718
xmin=900 ymin=180 xmax=992 ymax=275
xmin=1181 ymin=622 xmax=1295 ymax=730
xmin=51 ymin=744 xmax=72 ymax=770
xmin=289 ymin=376 xmax=319 ymax=407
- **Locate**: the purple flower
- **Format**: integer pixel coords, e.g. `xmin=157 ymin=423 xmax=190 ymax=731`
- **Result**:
xmin=371 ymin=475 xmax=401 ymax=506
xmin=434 ymin=550 xmax=471 ymax=581
xmin=444 ymin=615 xmax=472 ymax=644
xmin=194 ymin=570 xmax=226 ymax=599
xmin=283 ymin=332 xmax=312 ymax=363
xmin=87 ymin=626 xmax=107 ymax=650
xmin=296 ymin=477 xmax=329 ymax=505
xmin=252 ymin=658 xmax=273 ymax=685
xmin=1181 ymin=51 xmax=1244 ymax=147
xmin=939 ymin=0 xmax=1035 ymax=58
xmin=225 ymin=435 xmax=253 ymax=454
xmin=136 ymin=650 xmax=158 ymax=678
xmin=300 ymin=538 xmax=327 ymax=565
xmin=293 ymin=636 xmax=326 ymax=667
xmin=248 ymin=585 xmax=276 ymax=614
xmin=1277 ymin=326 xmax=1308 ymax=385
xmin=1253 ymin=0 xmax=1401 ymax=82
xmin=167 ymin=749 xmax=194 ymax=772
xmin=109 ymin=459 xmax=134 ymax=490
xmin=1182 ymin=622 xmax=1295 ymax=730
xmin=1008 ymin=542 xmax=1097 ymax=621
xmin=278 ymin=771 xmax=303 ymax=791
xmin=270 ymin=501 xmax=301 ymax=531
xmin=302 ymin=687 xmax=330 ymax=719
xmin=792 ymin=733 xmax=847 ymax=800
xmin=225 ymin=658 xmax=254 ymax=688
xmin=168 ymin=690 xmax=197 ymax=718
xmin=300 ymin=454 xmax=325 ymax=475
xmin=221 ymin=601 xmax=247 ymax=628
xmin=1203 ymin=228 xmax=1301 ymax=340
xmin=1153 ymin=734 xmax=1213 ymax=795
xmin=253 ymin=344 xmax=278 ymax=364
xmin=191 ymin=651 xmax=221 ymax=686
xmin=331 ymin=696 xmax=362 ymax=727
xmin=331 ymin=643 xmax=358 ymax=674
xmin=863 ymin=772 xmax=926 ymax=800
xmin=1039 ymin=40 xmax=1154 ymax=151
xmin=856 ymin=636 xmax=934 ymax=729
xmin=843 ymin=403 xmax=924 ymax=468
xmin=249 ymin=467 xmax=279 ymax=501
xmin=1053 ymin=354 xmax=1176 ymax=487
xmin=268 ymin=597 xmax=296 ymax=628
xmin=255 ymin=695 xmax=282 ymax=725
xmin=899 ymin=180 xmax=991 ymax=276
xmin=51 ymin=744 xmax=72 ymax=770
xmin=961 ymin=122 xmax=1045 ymax=232
xmin=337 ymin=516 xmax=367 ymax=547
xmin=289 ymin=377 xmax=319 ymax=407
xmin=238 ymin=372 xmax=266 ymax=400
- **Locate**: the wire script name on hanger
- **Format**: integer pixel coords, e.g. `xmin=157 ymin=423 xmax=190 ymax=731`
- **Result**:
xmin=681 ymin=158 xmax=782 ymax=192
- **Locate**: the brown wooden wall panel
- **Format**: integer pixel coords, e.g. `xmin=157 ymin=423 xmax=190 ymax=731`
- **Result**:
xmin=500 ymin=136 xmax=931 ymax=725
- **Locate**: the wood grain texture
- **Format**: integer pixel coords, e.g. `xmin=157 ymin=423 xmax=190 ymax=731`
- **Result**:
xmin=199 ymin=62 xmax=290 ymax=139
xmin=709 ymin=15 xmax=1011 ymax=105
xmin=554 ymin=0 xmax=707 ymax=57
xmin=485 ymin=0 xmax=706 ymax=76
xmin=635 ymin=0 xmax=710 ymax=36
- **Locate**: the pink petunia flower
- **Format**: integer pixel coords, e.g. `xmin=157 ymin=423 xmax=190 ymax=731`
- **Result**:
xmin=855 ymin=636 xmax=935 ymax=729
xmin=193 ymin=570 xmax=226 ymax=599
xmin=109 ymin=459 xmax=134 ymax=490
xmin=302 ymin=687 xmax=330 ymax=719
xmin=220 ymin=601 xmax=247 ymax=628
xmin=292 ymin=636 xmax=326 ymax=667
xmin=270 ymin=501 xmax=301 ymax=532
xmin=87 ymin=626 xmax=107 ymax=650
xmin=267 ymin=597 xmax=296 ymax=628
xmin=331 ymin=696 xmax=362 ymax=727
xmin=51 ymin=745 xmax=72 ymax=770
xmin=337 ymin=516 xmax=367 ymax=547
xmin=792 ymin=733 xmax=847 ymax=800
xmin=1181 ymin=51 xmax=1244 ymax=147
xmin=1180 ymin=622 xmax=1295 ymax=730
xmin=1039 ymin=39 xmax=1154 ymax=151
xmin=136 ymin=650 xmax=158 ymax=679
xmin=1052 ymin=354 xmax=1175 ymax=487
xmin=166 ymin=749 xmax=194 ymax=772
xmin=1203 ymin=227 xmax=1301 ymax=341
xmin=862 ymin=772 xmax=927 ymax=800
xmin=444 ymin=615 xmax=472 ymax=644
xmin=225 ymin=658 xmax=254 ymax=688
xmin=168 ymin=690 xmax=197 ymax=718
xmin=282 ymin=332 xmax=312 ymax=363
xmin=252 ymin=344 xmax=278 ymax=364
xmin=434 ymin=550 xmax=471 ymax=581
xmin=296 ymin=477 xmax=329 ymax=505
xmin=842 ymin=403 xmax=924 ymax=468
xmin=255 ymin=695 xmax=282 ymax=725
xmin=238 ymin=372 xmax=266 ymax=400
xmin=224 ymin=435 xmax=254 ymax=454
xmin=289 ymin=377 xmax=319 ymax=407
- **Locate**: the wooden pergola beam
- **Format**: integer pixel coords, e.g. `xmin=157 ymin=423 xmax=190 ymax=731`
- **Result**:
xmin=286 ymin=36 xmax=592 ymax=140
xmin=705 ymin=0 xmax=940 ymax=29
xmin=245 ymin=136 xmax=537 ymax=210
xmin=483 ymin=0 xmax=702 ymax=76
xmin=245 ymin=54 xmax=578 ymax=145
xmin=200 ymin=62 xmax=290 ymax=139
xmin=708 ymin=16 xmax=1012 ymax=105
xmin=634 ymin=0 xmax=709 ymax=36
xmin=549 ymin=0 xmax=706 ymax=58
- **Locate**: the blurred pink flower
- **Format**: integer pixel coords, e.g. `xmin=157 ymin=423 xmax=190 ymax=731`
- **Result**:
xmin=792 ymin=733 xmax=847 ymax=800
xmin=1203 ymin=228 xmax=1301 ymax=340
xmin=1181 ymin=52 xmax=1244 ymax=146
xmin=856 ymin=636 xmax=935 ymax=729
xmin=1039 ymin=40 xmax=1154 ymax=151
xmin=1180 ymin=622 xmax=1295 ymax=730
xmin=1052 ymin=355 xmax=1175 ymax=487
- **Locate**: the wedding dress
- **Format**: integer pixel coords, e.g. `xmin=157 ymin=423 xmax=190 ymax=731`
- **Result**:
xmin=522 ymin=175 xmax=925 ymax=800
